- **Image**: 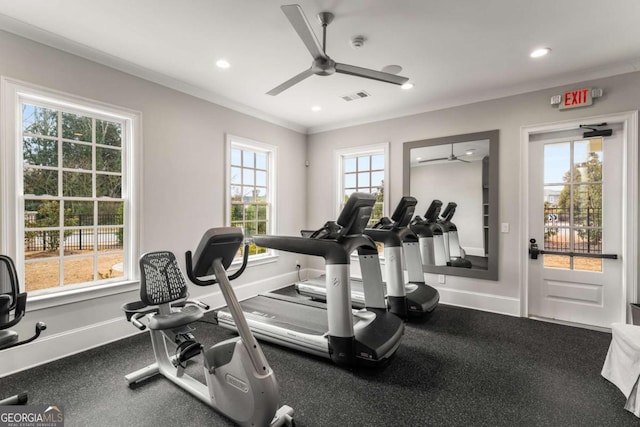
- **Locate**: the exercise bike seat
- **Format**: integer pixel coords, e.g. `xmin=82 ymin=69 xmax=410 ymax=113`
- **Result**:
xmin=148 ymin=305 xmax=203 ymax=330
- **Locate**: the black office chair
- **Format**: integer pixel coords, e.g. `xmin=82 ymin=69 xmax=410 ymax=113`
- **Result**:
xmin=0 ymin=255 xmax=46 ymax=405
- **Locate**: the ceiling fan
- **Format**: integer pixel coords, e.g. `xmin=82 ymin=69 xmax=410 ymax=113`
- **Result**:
xmin=419 ymin=145 xmax=470 ymax=164
xmin=267 ymin=4 xmax=409 ymax=96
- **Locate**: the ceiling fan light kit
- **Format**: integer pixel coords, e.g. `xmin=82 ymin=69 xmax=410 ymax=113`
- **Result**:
xmin=267 ymin=4 xmax=409 ymax=96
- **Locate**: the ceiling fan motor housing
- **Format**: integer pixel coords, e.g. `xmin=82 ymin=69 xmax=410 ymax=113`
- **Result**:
xmin=312 ymin=57 xmax=336 ymax=75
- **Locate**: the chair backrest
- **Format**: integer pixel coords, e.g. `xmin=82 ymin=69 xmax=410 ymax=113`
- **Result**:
xmin=0 ymin=256 xmax=20 ymax=326
xmin=139 ymin=251 xmax=188 ymax=306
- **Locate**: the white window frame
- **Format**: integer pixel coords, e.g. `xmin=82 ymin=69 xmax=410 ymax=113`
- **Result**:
xmin=225 ymin=134 xmax=277 ymax=265
xmin=335 ymin=142 xmax=389 ymax=222
xmin=0 ymin=77 xmax=141 ymax=308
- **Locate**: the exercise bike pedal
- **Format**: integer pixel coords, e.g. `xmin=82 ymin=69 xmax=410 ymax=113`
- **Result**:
xmin=175 ymin=340 xmax=202 ymax=366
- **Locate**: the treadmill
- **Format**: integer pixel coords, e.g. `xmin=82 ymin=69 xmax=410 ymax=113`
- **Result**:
xmin=437 ymin=202 xmax=472 ymax=268
xmin=215 ymin=192 xmax=404 ymax=368
xmin=410 ymin=199 xmax=448 ymax=267
xmin=297 ymin=196 xmax=439 ymax=317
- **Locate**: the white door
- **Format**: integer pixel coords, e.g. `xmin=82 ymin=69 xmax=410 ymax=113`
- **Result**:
xmin=528 ymin=124 xmax=624 ymax=328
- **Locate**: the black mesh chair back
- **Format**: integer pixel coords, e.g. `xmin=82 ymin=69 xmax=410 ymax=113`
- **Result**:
xmin=139 ymin=251 xmax=188 ymax=306
xmin=0 ymin=255 xmax=46 ymax=405
xmin=0 ymin=256 xmax=26 ymax=335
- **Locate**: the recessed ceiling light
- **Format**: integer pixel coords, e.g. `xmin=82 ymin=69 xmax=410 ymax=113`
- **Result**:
xmin=416 ymin=156 xmax=422 ymax=161
xmin=530 ymin=48 xmax=551 ymax=58
xmin=466 ymin=149 xmax=475 ymax=155
xmin=381 ymin=65 xmax=403 ymax=75
xmin=401 ymin=82 xmax=414 ymax=90
xmin=216 ymin=59 xmax=230 ymax=69
xmin=311 ymin=105 xmax=322 ymax=112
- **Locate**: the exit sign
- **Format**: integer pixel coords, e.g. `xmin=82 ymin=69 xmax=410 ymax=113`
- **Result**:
xmin=551 ymin=87 xmax=603 ymax=110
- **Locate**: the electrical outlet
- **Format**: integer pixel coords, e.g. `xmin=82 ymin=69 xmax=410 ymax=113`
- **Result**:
xmin=295 ymin=260 xmax=300 ymax=269
xmin=438 ymin=274 xmax=445 ymax=284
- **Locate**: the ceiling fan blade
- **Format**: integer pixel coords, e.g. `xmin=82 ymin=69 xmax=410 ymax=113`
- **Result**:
xmin=418 ymin=157 xmax=449 ymax=163
xmin=266 ymin=68 xmax=315 ymax=96
xmin=281 ymin=4 xmax=327 ymax=59
xmin=335 ymin=63 xmax=409 ymax=85
xmin=457 ymin=158 xmax=471 ymax=163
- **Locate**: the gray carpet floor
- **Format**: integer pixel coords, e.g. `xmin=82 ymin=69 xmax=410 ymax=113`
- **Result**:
xmin=0 ymin=290 xmax=637 ymax=426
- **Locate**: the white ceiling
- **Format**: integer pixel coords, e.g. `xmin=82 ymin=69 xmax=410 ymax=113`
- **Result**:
xmin=0 ymin=0 xmax=639 ymax=134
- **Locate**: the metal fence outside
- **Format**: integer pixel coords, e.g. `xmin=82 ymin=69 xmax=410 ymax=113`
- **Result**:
xmin=25 ymin=214 xmax=123 ymax=252
xmin=544 ymin=207 xmax=602 ymax=254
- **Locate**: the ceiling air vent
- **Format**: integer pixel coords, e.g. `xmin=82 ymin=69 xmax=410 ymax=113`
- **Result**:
xmin=341 ymin=90 xmax=371 ymax=102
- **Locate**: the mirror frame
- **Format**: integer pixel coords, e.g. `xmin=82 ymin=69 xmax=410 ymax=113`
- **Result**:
xmin=402 ymin=129 xmax=499 ymax=280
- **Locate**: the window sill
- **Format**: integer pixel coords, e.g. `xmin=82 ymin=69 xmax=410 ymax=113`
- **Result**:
xmin=26 ymin=254 xmax=280 ymax=312
xmin=231 ymin=253 xmax=279 ymax=269
xmin=27 ymin=279 xmax=139 ymax=312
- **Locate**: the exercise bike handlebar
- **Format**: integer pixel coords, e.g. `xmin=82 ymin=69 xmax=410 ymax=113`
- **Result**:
xmin=185 ymin=244 xmax=249 ymax=286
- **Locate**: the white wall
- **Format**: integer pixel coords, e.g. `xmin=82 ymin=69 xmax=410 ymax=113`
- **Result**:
xmin=410 ymin=160 xmax=483 ymax=253
xmin=0 ymin=30 xmax=307 ymax=376
xmin=3 ymin=25 xmax=640 ymax=376
xmin=307 ymin=71 xmax=640 ymax=314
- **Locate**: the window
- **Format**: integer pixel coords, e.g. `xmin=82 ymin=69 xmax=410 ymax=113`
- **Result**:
xmin=1 ymin=79 xmax=140 ymax=295
xmin=336 ymin=143 xmax=388 ymax=226
xmin=543 ymin=138 xmax=603 ymax=271
xmin=227 ymin=135 xmax=276 ymax=259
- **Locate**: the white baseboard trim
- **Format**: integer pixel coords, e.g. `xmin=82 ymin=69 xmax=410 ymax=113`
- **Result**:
xmin=1 ymin=270 xmax=300 ymax=378
xmin=462 ymin=246 xmax=486 ymax=257
xmin=300 ymin=268 xmax=519 ymax=317
xmin=437 ymin=286 xmax=521 ymax=317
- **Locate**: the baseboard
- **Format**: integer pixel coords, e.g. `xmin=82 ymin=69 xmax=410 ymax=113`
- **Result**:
xmin=1 ymin=270 xmax=299 ymax=378
xmin=437 ymin=286 xmax=520 ymax=317
xmin=462 ymin=246 xmax=485 ymax=257
xmin=301 ymin=268 xmax=519 ymax=317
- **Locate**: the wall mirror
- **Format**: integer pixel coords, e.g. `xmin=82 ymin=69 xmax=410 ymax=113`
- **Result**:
xmin=403 ymin=130 xmax=499 ymax=280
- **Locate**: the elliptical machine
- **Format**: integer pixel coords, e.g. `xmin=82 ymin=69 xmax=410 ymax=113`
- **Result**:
xmin=437 ymin=202 xmax=472 ymax=268
xmin=123 ymin=227 xmax=293 ymax=427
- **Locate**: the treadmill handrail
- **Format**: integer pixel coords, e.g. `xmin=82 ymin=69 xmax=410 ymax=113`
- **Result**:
xmin=254 ymin=234 xmax=377 ymax=264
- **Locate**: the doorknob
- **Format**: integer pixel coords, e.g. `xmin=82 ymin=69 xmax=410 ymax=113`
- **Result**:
xmin=529 ymin=238 xmax=540 ymax=259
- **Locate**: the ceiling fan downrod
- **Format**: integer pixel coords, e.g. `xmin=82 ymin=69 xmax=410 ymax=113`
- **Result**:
xmin=317 ymin=12 xmax=334 ymax=54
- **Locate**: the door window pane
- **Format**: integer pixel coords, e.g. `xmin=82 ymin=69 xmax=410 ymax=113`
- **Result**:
xmin=544 ymin=142 xmax=570 ymax=184
xmin=574 ymin=139 xmax=602 ymax=183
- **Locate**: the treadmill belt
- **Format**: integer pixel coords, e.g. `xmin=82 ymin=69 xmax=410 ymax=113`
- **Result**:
xmin=238 ymin=295 xmax=329 ymax=336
